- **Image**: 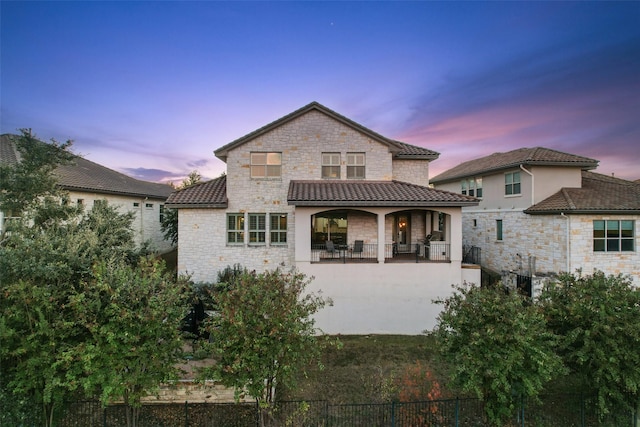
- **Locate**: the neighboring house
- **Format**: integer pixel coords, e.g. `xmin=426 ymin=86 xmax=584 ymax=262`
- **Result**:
xmin=166 ymin=102 xmax=479 ymax=334
xmin=431 ymin=147 xmax=640 ymax=290
xmin=1 ymin=133 xmax=174 ymax=253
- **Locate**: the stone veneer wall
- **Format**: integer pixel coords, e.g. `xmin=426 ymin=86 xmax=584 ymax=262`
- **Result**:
xmin=568 ymin=215 xmax=640 ymax=285
xmin=392 ymin=159 xmax=430 ymax=187
xmin=181 ymin=110 xmax=425 ymax=282
xmin=463 ymin=210 xmax=640 ymax=285
xmin=462 ymin=210 xmax=568 ymax=275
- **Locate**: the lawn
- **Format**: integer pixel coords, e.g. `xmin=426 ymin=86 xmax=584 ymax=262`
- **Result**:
xmin=278 ymin=334 xmax=451 ymax=404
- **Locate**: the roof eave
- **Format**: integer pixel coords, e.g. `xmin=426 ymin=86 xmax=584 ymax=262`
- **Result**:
xmin=288 ymin=200 xmax=479 ymax=207
xmin=524 ymin=209 xmax=640 ymax=215
xmin=61 ymin=185 xmax=170 ymax=200
xmin=214 ymin=102 xmax=403 ymax=160
xmin=165 ymin=203 xmax=228 ymax=209
xmin=432 ymin=162 xmax=598 ymax=184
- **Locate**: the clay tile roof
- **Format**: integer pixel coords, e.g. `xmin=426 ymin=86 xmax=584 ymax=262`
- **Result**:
xmin=288 ymin=180 xmax=478 ymax=207
xmin=392 ymin=140 xmax=439 ymax=160
xmin=1 ymin=134 xmax=172 ymax=199
xmin=524 ymin=171 xmax=640 ymax=214
xmin=165 ymin=175 xmax=227 ymax=208
xmin=0 ymin=134 xmax=21 ymax=166
xmin=431 ymin=147 xmax=598 ymax=184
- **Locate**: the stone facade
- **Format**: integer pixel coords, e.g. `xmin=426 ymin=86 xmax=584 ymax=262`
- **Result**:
xmin=174 ymin=104 xmax=481 ymax=334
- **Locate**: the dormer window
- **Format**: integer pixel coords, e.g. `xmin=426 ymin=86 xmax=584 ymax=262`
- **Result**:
xmin=346 ymin=153 xmax=365 ymax=179
xmin=251 ymin=152 xmax=281 ymax=178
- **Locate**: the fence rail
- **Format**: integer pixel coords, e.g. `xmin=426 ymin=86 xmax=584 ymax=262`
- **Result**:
xmin=14 ymin=394 xmax=633 ymax=427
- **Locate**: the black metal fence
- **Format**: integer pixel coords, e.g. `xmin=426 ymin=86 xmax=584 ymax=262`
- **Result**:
xmin=15 ymin=394 xmax=635 ymax=427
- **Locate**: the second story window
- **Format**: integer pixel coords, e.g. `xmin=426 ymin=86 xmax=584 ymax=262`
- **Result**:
xmin=347 ymin=153 xmax=365 ymax=179
xmin=322 ymin=153 xmax=341 ymax=179
xmin=461 ymin=178 xmax=483 ymax=198
xmin=251 ymin=152 xmax=281 ymax=178
xmin=505 ymin=172 xmax=521 ymax=196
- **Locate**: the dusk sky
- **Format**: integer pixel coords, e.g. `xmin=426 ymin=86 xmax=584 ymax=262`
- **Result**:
xmin=2 ymin=1 xmax=639 ymax=183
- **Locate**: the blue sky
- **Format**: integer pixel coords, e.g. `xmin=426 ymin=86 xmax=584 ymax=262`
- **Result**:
xmin=2 ymin=1 xmax=639 ymax=183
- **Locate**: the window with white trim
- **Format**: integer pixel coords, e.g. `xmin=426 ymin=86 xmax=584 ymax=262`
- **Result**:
xmin=593 ymin=220 xmax=635 ymax=252
xmin=270 ymin=213 xmax=287 ymax=244
xmin=321 ymin=153 xmax=340 ymax=179
xmin=461 ymin=178 xmax=483 ymax=198
xmin=249 ymin=213 xmax=266 ymax=244
xmin=227 ymin=213 xmax=245 ymax=244
xmin=346 ymin=152 xmax=365 ymax=179
xmin=251 ymin=152 xmax=281 ymax=178
xmin=505 ymin=172 xmax=521 ymax=195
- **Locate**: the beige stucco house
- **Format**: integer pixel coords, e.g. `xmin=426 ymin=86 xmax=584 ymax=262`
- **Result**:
xmin=166 ymin=102 xmax=480 ymax=334
xmin=431 ymin=147 xmax=640 ymax=290
xmin=0 ymin=133 xmax=174 ymax=253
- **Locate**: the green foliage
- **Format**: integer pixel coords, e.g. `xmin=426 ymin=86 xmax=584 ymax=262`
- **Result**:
xmin=539 ymin=270 xmax=640 ymax=417
xmin=199 ymin=268 xmax=336 ymax=419
xmin=0 ymin=129 xmax=78 ymax=228
xmin=70 ymin=259 xmax=190 ymax=426
xmin=433 ymin=283 xmax=564 ymax=426
xmin=161 ymin=170 xmax=202 ymax=245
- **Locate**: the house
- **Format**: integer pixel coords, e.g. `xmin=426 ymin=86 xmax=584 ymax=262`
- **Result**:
xmin=0 ymin=133 xmax=174 ymax=253
xmin=430 ymin=147 xmax=640 ymax=291
xmin=166 ymin=102 xmax=480 ymax=334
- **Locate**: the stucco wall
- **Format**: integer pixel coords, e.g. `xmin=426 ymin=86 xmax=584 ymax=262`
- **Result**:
xmin=67 ymin=191 xmax=172 ymax=253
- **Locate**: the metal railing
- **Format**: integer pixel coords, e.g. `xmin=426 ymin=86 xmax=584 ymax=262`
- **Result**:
xmin=311 ymin=243 xmax=378 ymax=263
xmin=384 ymin=243 xmax=451 ymax=262
xmin=43 ymin=394 xmax=637 ymax=426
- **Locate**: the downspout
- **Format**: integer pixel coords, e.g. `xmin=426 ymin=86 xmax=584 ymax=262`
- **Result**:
xmin=519 ymin=164 xmax=534 ymax=206
xmin=560 ymin=213 xmax=570 ymax=273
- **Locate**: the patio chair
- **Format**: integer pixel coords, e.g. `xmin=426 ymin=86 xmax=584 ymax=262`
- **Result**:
xmin=352 ymin=240 xmax=364 ymax=258
xmin=325 ymin=240 xmax=337 ymax=258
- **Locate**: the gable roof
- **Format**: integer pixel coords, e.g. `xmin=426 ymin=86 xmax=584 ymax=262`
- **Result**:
xmin=430 ymin=147 xmax=599 ymax=184
xmin=1 ymin=134 xmax=173 ymax=199
xmin=165 ymin=175 xmax=227 ymax=208
xmin=288 ymin=180 xmax=479 ymax=207
xmin=524 ymin=171 xmax=640 ymax=215
xmin=214 ymin=102 xmax=439 ymax=162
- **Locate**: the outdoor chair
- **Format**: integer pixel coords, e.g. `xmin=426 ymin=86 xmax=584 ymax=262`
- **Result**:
xmin=325 ymin=240 xmax=337 ymax=258
xmin=352 ymin=240 xmax=364 ymax=258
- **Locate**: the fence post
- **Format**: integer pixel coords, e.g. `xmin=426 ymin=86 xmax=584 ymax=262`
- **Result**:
xmin=455 ymin=397 xmax=459 ymax=427
xmin=391 ymin=401 xmax=395 ymax=427
xmin=580 ymin=392 xmax=585 ymax=427
xmin=103 ymin=406 xmax=107 ymax=427
xmin=184 ymin=401 xmax=188 ymax=427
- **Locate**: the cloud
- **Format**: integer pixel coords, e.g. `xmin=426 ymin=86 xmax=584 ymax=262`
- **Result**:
xmin=121 ymin=167 xmax=185 ymax=183
xmin=400 ymin=36 xmax=640 ymax=180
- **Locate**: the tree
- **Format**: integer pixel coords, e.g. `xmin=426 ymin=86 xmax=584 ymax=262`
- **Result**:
xmin=0 ymin=202 xmax=150 ymax=426
xmin=199 ymin=268 xmax=336 ymax=427
xmin=71 ymin=259 xmax=190 ymax=427
xmin=0 ymin=129 xmax=78 ymax=234
xmin=433 ymin=283 xmax=564 ymax=426
xmin=1 ymin=131 xmax=178 ymax=426
xmin=161 ymin=170 xmax=202 ymax=245
xmin=539 ymin=271 xmax=640 ymax=419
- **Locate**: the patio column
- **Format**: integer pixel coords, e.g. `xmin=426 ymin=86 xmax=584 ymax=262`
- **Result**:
xmin=377 ymin=212 xmax=385 ymax=263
